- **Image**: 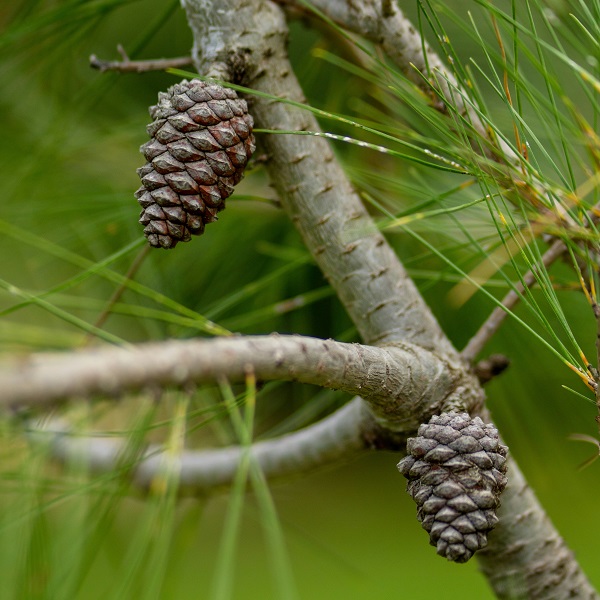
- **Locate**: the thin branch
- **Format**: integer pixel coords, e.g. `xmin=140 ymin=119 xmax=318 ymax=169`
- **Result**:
xmin=591 ymin=300 xmax=600 ymax=430
xmin=461 ymin=238 xmax=566 ymax=363
xmin=90 ymin=45 xmax=193 ymax=73
xmin=28 ymin=397 xmax=387 ymax=494
xmin=283 ymin=0 xmax=583 ymax=232
xmin=473 ymin=353 xmax=510 ymax=385
xmin=0 ymin=334 xmax=463 ymax=427
xmin=282 ymin=0 xmax=590 ymax=362
xmin=83 ymin=245 xmax=150 ymax=345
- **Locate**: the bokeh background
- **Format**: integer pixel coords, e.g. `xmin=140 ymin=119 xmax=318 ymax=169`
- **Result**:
xmin=1 ymin=0 xmax=599 ymax=598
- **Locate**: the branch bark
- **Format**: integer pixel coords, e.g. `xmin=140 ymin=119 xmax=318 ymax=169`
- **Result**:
xmin=479 ymin=454 xmax=598 ymax=599
xmin=0 ymin=334 xmax=461 ymax=429
xmin=29 ymin=397 xmax=383 ymax=493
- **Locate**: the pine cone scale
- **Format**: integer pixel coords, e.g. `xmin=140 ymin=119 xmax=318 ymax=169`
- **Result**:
xmin=187 ymin=130 xmax=221 ymax=152
xmin=154 ymin=122 xmax=183 ymax=143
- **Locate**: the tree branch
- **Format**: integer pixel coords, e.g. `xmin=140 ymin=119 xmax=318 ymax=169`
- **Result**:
xmin=461 ymin=238 xmax=566 ymax=363
xmin=89 ymin=45 xmax=193 ymax=73
xmin=277 ymin=0 xmax=494 ymax=144
xmin=288 ymin=1 xmax=588 ymax=370
xmin=0 ymin=334 xmax=465 ymax=428
xmin=14 ymin=0 xmax=592 ymax=594
xmin=28 ymin=397 xmax=386 ymax=493
xmin=282 ymin=0 xmax=582 ymax=233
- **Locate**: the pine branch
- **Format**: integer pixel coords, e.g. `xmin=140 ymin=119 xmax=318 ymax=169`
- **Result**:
xmin=287 ymin=0 xmax=579 ymax=224
xmin=0 ymin=334 xmax=463 ymax=426
xmin=28 ymin=397 xmax=386 ymax=493
xmin=90 ymin=45 xmax=193 ymax=73
xmin=461 ymin=238 xmax=566 ymax=363
xmin=9 ymin=0 xmax=595 ymax=594
xmin=292 ymin=0 xmax=593 ymax=365
xmin=277 ymin=0 xmax=495 ymax=144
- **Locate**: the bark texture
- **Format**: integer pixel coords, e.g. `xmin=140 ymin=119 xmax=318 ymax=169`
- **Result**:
xmin=0 ymin=335 xmax=461 ymax=428
xmin=30 ymin=397 xmax=381 ymax=493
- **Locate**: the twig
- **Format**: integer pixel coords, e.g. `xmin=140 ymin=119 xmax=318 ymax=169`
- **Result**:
xmin=460 ymin=238 xmax=566 ymax=363
xmin=473 ymin=354 xmax=510 ymax=385
xmin=83 ymin=245 xmax=150 ymax=345
xmin=27 ymin=397 xmax=388 ymax=494
xmin=0 ymin=334 xmax=458 ymax=426
xmin=90 ymin=45 xmax=193 ymax=73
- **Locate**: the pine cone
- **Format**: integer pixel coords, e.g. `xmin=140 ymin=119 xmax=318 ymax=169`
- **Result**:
xmin=135 ymin=79 xmax=255 ymax=249
xmin=397 ymin=412 xmax=508 ymax=563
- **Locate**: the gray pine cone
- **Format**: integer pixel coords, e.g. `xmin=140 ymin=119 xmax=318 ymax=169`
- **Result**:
xmin=135 ymin=79 xmax=255 ymax=249
xmin=397 ymin=412 xmax=508 ymax=563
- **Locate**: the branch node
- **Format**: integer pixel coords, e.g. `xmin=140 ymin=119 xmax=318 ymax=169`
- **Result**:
xmin=474 ymin=354 xmax=511 ymax=385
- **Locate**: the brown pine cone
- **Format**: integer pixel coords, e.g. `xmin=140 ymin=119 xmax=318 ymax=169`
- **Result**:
xmin=397 ymin=412 xmax=508 ymax=563
xmin=135 ymin=79 xmax=255 ymax=249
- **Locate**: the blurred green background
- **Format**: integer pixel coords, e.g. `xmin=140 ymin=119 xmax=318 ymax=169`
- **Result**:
xmin=1 ymin=0 xmax=599 ymax=598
